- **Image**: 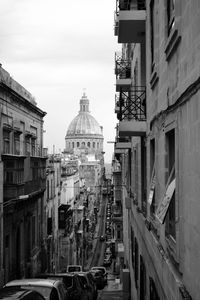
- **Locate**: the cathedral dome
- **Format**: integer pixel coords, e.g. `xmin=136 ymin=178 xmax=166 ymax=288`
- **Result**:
xmin=66 ymin=93 xmax=103 ymax=137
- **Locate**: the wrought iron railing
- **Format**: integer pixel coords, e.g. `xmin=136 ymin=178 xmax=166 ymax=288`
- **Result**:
xmin=116 ymin=86 xmax=146 ymax=121
xmin=115 ymin=52 xmax=131 ymax=79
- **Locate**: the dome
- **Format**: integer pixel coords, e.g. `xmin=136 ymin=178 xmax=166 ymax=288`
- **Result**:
xmin=66 ymin=93 xmax=103 ymax=137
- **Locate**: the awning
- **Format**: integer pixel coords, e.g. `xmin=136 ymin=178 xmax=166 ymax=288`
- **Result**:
xmin=156 ymin=178 xmax=176 ymax=224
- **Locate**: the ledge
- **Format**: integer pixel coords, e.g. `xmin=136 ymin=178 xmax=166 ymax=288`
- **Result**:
xmin=165 ymin=28 xmax=181 ymax=61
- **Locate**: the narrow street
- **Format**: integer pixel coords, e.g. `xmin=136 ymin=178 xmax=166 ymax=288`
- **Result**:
xmin=87 ymin=194 xmax=125 ymax=300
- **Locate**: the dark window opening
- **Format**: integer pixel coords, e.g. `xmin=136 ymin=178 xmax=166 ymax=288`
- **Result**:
xmin=140 ymin=256 xmax=146 ymax=300
xmin=134 ymin=238 xmax=138 ymax=289
xmin=165 ymin=129 xmax=176 ymax=240
xmin=149 ymin=277 xmax=160 ymax=300
xmin=141 ymin=137 xmax=147 ymax=215
xmin=167 ymin=0 xmax=175 ymax=36
xmin=150 ymin=0 xmax=155 ymax=72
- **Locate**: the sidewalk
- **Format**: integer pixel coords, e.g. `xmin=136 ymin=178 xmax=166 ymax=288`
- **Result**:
xmin=97 ymin=274 xmax=124 ymax=300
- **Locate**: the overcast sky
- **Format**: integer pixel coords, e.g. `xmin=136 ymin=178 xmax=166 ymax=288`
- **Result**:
xmin=0 ymin=0 xmax=120 ymax=163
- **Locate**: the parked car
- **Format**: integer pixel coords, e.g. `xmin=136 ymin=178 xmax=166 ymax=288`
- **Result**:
xmin=103 ymin=257 xmax=112 ymax=267
xmin=89 ymin=269 xmax=105 ymax=290
xmin=90 ymin=267 xmax=107 ymax=286
xmin=37 ymin=273 xmax=88 ymax=300
xmin=75 ymin=272 xmax=97 ymax=300
xmin=105 ymin=247 xmax=112 ymax=255
xmin=4 ymin=279 xmax=69 ymax=300
xmin=67 ymin=265 xmax=82 ymax=273
xmin=0 ymin=286 xmax=46 ymax=300
xmin=86 ymin=272 xmax=98 ymax=300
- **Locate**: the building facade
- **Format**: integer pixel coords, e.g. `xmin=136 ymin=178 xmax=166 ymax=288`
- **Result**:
xmin=0 ymin=65 xmax=47 ymax=284
xmin=113 ymin=0 xmax=200 ymax=299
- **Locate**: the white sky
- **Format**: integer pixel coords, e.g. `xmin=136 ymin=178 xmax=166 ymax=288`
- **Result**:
xmin=0 ymin=0 xmax=121 ymax=163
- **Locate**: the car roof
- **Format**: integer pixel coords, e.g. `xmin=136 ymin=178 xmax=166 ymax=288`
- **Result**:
xmin=91 ymin=267 xmax=106 ymax=273
xmin=91 ymin=267 xmax=106 ymax=270
xmin=0 ymin=287 xmax=45 ymax=299
xmin=5 ymin=278 xmax=61 ymax=288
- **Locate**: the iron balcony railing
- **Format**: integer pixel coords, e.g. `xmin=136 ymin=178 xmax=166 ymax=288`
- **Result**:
xmin=116 ymin=0 xmax=146 ymax=14
xmin=115 ymin=52 xmax=131 ymax=79
xmin=116 ymin=86 xmax=146 ymax=121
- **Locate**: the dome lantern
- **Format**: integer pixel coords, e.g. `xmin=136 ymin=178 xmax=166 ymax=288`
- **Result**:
xmin=79 ymin=92 xmax=90 ymax=113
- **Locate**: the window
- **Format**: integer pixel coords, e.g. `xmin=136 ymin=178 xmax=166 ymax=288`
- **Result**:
xmin=31 ymin=138 xmax=36 ymax=156
xmin=32 ymin=216 xmax=36 ymax=248
xmin=93 ymin=142 xmax=95 ymax=148
xmin=149 ymin=277 xmax=160 ymax=300
xmin=72 ymin=142 xmax=74 ymax=148
xmin=47 ymin=180 xmax=49 ymax=199
xmin=149 ymin=139 xmax=156 ymax=215
xmin=141 ymin=137 xmax=147 ymax=215
xmin=47 ymin=217 xmax=52 ymax=235
xmin=4 ymin=171 xmax=13 ymax=183
xmin=25 ymin=136 xmax=30 ymax=155
xmin=133 ymin=60 xmax=138 ymax=87
xmin=134 ymin=147 xmax=138 ymax=204
xmin=165 ymin=129 xmax=176 ymax=239
xmin=131 ymin=228 xmax=135 ymax=270
xmin=77 ymin=142 xmax=80 ymax=147
xmin=3 ymin=130 xmax=10 ymax=154
xmin=150 ymin=0 xmax=155 ymax=72
xmin=14 ymin=132 xmax=20 ymax=155
xmin=117 ymin=230 xmax=121 ymax=240
xmin=4 ymin=160 xmax=24 ymax=184
xmin=150 ymin=139 xmax=155 ymax=177
xmin=165 ymin=0 xmax=181 ymax=61
xmin=140 ymin=256 xmax=146 ymax=300
xmin=156 ymin=129 xmax=176 ymax=239
xmin=166 ymin=129 xmax=175 ymax=177
xmin=134 ymin=238 xmax=139 ymax=289
xmin=87 ymin=142 xmax=90 ymax=148
xmin=32 ymin=161 xmax=39 ymax=180
xmin=167 ymin=0 xmax=175 ymax=35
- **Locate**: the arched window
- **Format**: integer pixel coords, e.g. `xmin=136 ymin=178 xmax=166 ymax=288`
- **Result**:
xmin=87 ymin=142 xmax=90 ymax=148
xmin=82 ymin=142 xmax=85 ymax=147
xmin=93 ymin=142 xmax=95 ymax=148
xmin=77 ymin=142 xmax=80 ymax=147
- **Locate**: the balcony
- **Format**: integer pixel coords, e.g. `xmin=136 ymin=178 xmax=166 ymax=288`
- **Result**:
xmin=3 ymin=155 xmax=25 ymax=201
xmin=115 ymin=0 xmax=146 ymax=43
xmin=24 ymin=178 xmax=46 ymax=197
xmin=115 ymin=52 xmax=131 ymax=92
xmin=4 ymin=184 xmax=25 ymax=201
xmin=118 ymin=120 xmax=146 ymax=136
xmin=116 ymin=86 xmax=146 ymax=122
xmin=115 ymin=142 xmax=131 ymax=149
